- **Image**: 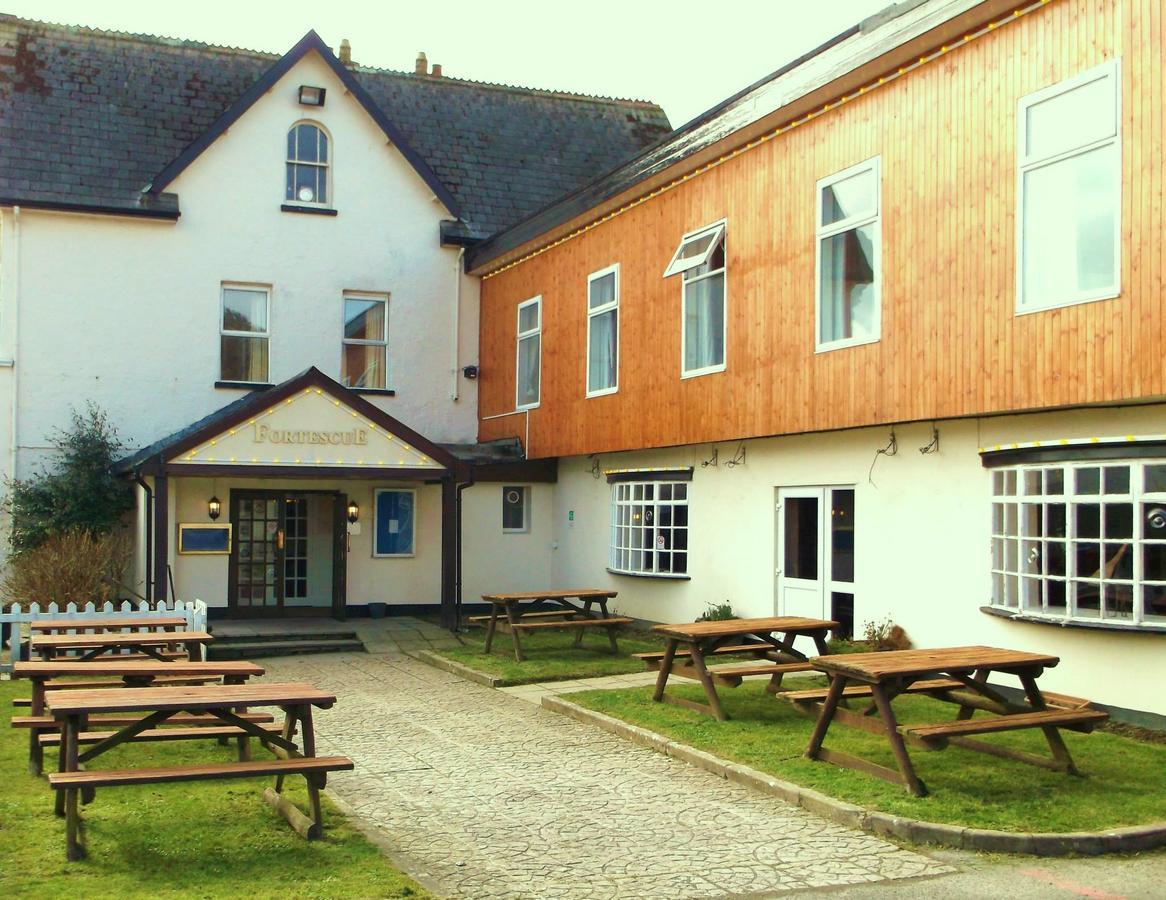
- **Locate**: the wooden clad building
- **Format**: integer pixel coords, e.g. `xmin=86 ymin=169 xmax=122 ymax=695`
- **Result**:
xmin=470 ymin=0 xmax=1166 ymax=720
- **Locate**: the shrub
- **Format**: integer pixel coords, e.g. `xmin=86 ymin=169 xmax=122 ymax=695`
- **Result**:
xmin=5 ymin=404 xmax=134 ymax=554
xmin=861 ymin=616 xmax=912 ymax=651
xmin=696 ymin=601 xmax=737 ymax=622
xmin=2 ymin=529 xmax=132 ymax=606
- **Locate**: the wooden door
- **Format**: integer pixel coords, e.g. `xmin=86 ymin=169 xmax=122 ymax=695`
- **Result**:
xmin=230 ymin=492 xmax=285 ymax=614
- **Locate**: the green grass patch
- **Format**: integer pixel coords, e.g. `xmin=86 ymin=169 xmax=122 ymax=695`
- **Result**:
xmin=0 ymin=678 xmax=425 ymax=898
xmin=569 ymin=678 xmax=1166 ymax=833
xmin=433 ymin=629 xmax=663 ymax=685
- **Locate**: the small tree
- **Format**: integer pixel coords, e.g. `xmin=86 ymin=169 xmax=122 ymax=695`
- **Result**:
xmin=5 ymin=404 xmax=135 ymax=554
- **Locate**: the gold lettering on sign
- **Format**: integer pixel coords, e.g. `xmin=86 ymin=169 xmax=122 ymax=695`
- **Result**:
xmin=251 ymin=425 xmax=369 ymax=446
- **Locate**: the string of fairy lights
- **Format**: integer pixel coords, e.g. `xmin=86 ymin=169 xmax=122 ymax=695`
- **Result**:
xmin=481 ymin=0 xmax=1057 ymax=281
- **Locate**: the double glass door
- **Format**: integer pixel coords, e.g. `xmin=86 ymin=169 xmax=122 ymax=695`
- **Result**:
xmin=775 ymin=486 xmax=855 ymax=637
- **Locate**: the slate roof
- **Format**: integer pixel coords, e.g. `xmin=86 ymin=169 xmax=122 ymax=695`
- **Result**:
xmin=0 ymin=15 xmax=672 ymax=238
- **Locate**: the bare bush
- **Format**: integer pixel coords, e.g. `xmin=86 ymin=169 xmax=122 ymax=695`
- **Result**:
xmin=2 ymin=529 xmax=132 ymax=607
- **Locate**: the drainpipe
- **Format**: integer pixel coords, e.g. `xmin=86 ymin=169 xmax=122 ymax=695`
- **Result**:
xmin=7 ymin=206 xmax=20 ymax=481
xmin=135 ymin=474 xmax=154 ymax=602
xmin=450 ymin=247 xmax=464 ymax=401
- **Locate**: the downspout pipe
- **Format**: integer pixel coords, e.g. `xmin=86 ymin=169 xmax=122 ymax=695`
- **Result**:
xmin=451 ymin=247 xmax=464 ymax=401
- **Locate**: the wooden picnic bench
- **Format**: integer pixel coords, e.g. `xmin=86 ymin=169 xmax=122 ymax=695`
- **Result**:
xmin=479 ymin=590 xmax=632 ymax=661
xmin=30 ymin=630 xmax=213 ymax=663
xmin=12 ymin=660 xmax=265 ymax=775
xmin=801 ymin=645 xmax=1108 ymax=796
xmin=649 ymin=616 xmax=837 ymax=721
xmin=44 ymin=681 xmax=353 ymax=860
xmin=29 ymin=616 xmax=188 ymax=633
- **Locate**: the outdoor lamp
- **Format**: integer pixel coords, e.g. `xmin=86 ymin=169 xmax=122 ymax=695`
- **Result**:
xmin=347 ymin=500 xmax=360 ymax=524
xmin=207 ymin=496 xmax=222 ymax=521
xmin=298 ymin=85 xmax=326 ymax=106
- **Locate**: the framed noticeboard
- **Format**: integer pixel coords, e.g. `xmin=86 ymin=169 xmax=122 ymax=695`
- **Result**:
xmin=177 ymin=523 xmax=232 ymax=555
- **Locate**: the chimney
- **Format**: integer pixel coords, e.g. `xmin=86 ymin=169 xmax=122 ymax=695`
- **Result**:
xmin=414 ymin=51 xmax=427 ymax=75
xmin=431 ymin=63 xmax=442 ymax=78
xmin=339 ymin=39 xmax=352 ymax=67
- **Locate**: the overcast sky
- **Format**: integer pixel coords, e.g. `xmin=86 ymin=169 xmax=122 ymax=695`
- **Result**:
xmin=7 ymin=0 xmax=889 ymax=125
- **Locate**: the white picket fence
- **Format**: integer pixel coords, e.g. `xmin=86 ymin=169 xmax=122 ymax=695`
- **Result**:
xmin=0 ymin=599 xmax=208 ymax=672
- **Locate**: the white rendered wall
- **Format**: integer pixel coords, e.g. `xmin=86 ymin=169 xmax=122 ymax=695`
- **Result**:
xmin=547 ymin=405 xmax=1166 ymax=716
xmin=460 ymin=483 xmax=554 ymax=602
xmin=2 ymin=50 xmax=478 ymax=481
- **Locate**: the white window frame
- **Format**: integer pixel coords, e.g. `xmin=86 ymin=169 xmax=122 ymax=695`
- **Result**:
xmin=586 ymin=263 xmax=620 ymax=398
xmin=515 ymin=295 xmax=542 ymax=410
xmin=667 ymin=219 xmax=728 ymax=379
xmin=502 ymin=485 xmax=529 ymax=533
xmin=815 ymin=156 xmax=882 ymax=353
xmin=341 ymin=291 xmax=389 ymax=390
xmin=608 ymin=480 xmax=689 ymax=578
xmin=285 ymin=120 xmax=332 ymax=208
xmin=1016 ymin=59 xmax=1121 ymax=314
xmin=219 ymin=282 xmax=271 ymax=384
xmin=989 ymin=457 xmax=1166 ymax=631
xmin=373 ymin=487 xmax=417 ymax=558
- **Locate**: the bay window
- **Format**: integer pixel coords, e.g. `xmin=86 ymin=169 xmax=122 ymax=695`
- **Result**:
xmin=609 ymin=479 xmax=689 ymax=576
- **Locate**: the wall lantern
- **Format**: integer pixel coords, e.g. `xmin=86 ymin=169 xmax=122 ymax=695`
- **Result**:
xmin=347 ymin=500 xmax=360 ymax=524
xmin=298 ymin=85 xmax=326 ymax=107
xmin=207 ymin=496 xmax=222 ymax=521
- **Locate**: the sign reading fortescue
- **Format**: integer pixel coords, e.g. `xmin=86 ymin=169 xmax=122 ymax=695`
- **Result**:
xmin=253 ymin=425 xmax=369 ymax=446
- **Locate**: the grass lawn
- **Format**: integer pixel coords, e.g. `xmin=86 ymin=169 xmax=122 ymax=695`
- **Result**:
xmin=0 ymin=678 xmax=425 ymax=898
xmin=570 ymin=677 xmax=1166 ymax=833
xmin=434 ymin=628 xmax=664 ymax=685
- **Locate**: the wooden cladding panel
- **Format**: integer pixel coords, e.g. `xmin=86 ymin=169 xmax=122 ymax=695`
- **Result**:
xmin=479 ymin=0 xmax=1158 ymax=460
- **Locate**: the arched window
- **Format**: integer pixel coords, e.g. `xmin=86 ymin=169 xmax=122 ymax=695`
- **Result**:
xmin=285 ymin=121 xmax=329 ymax=205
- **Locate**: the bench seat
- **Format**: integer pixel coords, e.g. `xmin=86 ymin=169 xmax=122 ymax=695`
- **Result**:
xmin=902 ymin=708 xmax=1109 ymax=744
xmin=38 ymin=724 xmax=284 ymax=747
xmin=47 ymin=651 xmax=190 ymax=662
xmin=633 ymin=643 xmax=772 ymax=662
xmin=39 ymin=675 xmax=224 ymax=690
xmin=782 ymin=678 xmax=964 ymax=704
xmin=509 ymin=617 xmax=633 ymax=630
xmin=48 ymin=755 xmax=354 ymax=789
xmin=12 ymin=712 xmax=276 ymax=729
xmin=468 ymin=610 xmax=577 ymax=623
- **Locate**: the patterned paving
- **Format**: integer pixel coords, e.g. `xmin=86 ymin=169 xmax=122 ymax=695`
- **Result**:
xmin=265 ymin=652 xmax=952 ymax=899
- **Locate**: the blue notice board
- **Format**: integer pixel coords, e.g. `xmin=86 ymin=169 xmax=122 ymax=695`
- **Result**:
xmin=177 ymin=524 xmax=232 ymax=554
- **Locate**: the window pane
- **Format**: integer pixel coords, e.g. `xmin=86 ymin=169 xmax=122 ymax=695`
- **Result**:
xmin=1022 ymin=143 xmax=1117 ymax=307
xmin=683 ymin=272 xmax=724 ymax=372
xmin=1025 ymin=73 xmax=1115 ymax=161
xmin=342 ymin=343 xmax=386 ymax=389
xmin=1075 ymin=467 xmax=1101 ymax=495
xmin=674 ymin=231 xmax=717 ymax=266
xmin=221 ymin=335 xmax=268 ymax=382
xmin=1103 ymin=466 xmax=1130 ymax=494
xmin=502 ymin=486 xmax=525 ymax=531
xmin=1046 ymin=468 xmax=1065 ymax=495
xmin=784 ymin=497 xmax=819 ymax=581
xmin=318 ymin=130 xmax=329 ymax=163
xmin=294 ymin=164 xmax=320 ymax=203
xmin=588 ymin=309 xmax=617 ymax=392
xmin=831 ymin=489 xmax=855 ymax=583
xmin=819 ymin=224 xmax=877 ymax=344
xmin=518 ymin=303 xmax=539 ymax=333
xmin=1076 ymin=503 xmax=1101 ymax=539
xmin=589 ymin=272 xmax=616 ymax=309
xmin=517 ymin=334 xmax=540 ymax=406
xmin=223 ymin=288 xmax=267 ymax=333
xmin=345 ymin=297 xmax=386 ymax=341
xmin=296 ymin=123 xmax=320 ymax=162
xmin=1143 ymin=503 xmax=1166 ymax=538
xmin=1146 ymin=465 xmax=1166 ymax=494
xmin=1104 ymin=503 xmax=1132 ymax=539
xmin=821 ymin=168 xmax=875 ymax=226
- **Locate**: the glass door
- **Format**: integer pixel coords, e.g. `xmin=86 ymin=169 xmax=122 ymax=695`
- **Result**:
xmin=231 ymin=492 xmax=284 ymax=613
xmin=775 ymin=486 xmax=855 ymax=636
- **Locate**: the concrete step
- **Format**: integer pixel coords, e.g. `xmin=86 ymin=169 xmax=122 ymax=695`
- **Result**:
xmin=206 ymin=638 xmax=366 ymax=660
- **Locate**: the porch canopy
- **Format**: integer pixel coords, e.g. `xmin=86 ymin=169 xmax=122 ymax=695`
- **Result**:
xmin=119 ymin=367 xmax=469 ymax=626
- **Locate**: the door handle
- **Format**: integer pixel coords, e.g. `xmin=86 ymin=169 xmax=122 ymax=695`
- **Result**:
xmin=276 ymin=529 xmax=285 ymax=551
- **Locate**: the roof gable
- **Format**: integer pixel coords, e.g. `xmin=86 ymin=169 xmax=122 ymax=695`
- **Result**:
xmin=146 ymin=30 xmax=459 ymax=217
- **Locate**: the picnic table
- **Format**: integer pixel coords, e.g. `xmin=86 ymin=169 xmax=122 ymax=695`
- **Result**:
xmin=649 ymin=616 xmax=837 ymax=721
xmin=29 ymin=616 xmax=188 ymax=633
xmin=478 ymin=590 xmax=633 ymax=661
xmin=12 ymin=660 xmax=266 ymax=774
xmin=799 ymin=645 xmax=1109 ymax=796
xmin=30 ymin=630 xmax=213 ymax=663
xmin=45 ymin=681 xmax=353 ymax=859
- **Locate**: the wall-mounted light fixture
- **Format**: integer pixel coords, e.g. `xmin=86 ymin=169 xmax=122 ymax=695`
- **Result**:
xmin=207 ymin=496 xmax=222 ymax=521
xmin=298 ymin=85 xmax=326 ymax=107
xmin=347 ymin=500 xmax=360 ymax=524
xmin=462 ymin=365 xmax=479 ymax=380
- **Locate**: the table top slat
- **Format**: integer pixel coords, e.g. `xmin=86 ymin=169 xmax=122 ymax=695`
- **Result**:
xmin=481 ymin=590 xmax=617 ymax=603
xmin=652 ymin=617 xmax=837 ymax=641
xmin=810 ymin=645 xmax=1060 ymax=681
xmin=30 ymin=631 xmax=213 ymax=649
xmin=45 ymin=681 xmax=335 ymax=715
xmin=29 ymin=617 xmax=188 ymax=632
xmin=13 ymin=661 xmax=263 ymax=678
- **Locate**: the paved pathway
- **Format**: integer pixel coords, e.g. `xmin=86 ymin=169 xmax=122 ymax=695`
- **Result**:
xmin=265 ymin=650 xmax=951 ymax=899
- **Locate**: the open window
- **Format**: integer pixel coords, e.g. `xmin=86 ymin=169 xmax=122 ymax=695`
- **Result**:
xmin=665 ymin=221 xmax=727 ymax=377
xmin=663 ymin=221 xmax=726 ymax=278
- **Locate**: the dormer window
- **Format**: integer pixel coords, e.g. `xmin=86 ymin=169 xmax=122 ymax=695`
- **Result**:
xmin=285 ymin=122 xmax=330 ymax=206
